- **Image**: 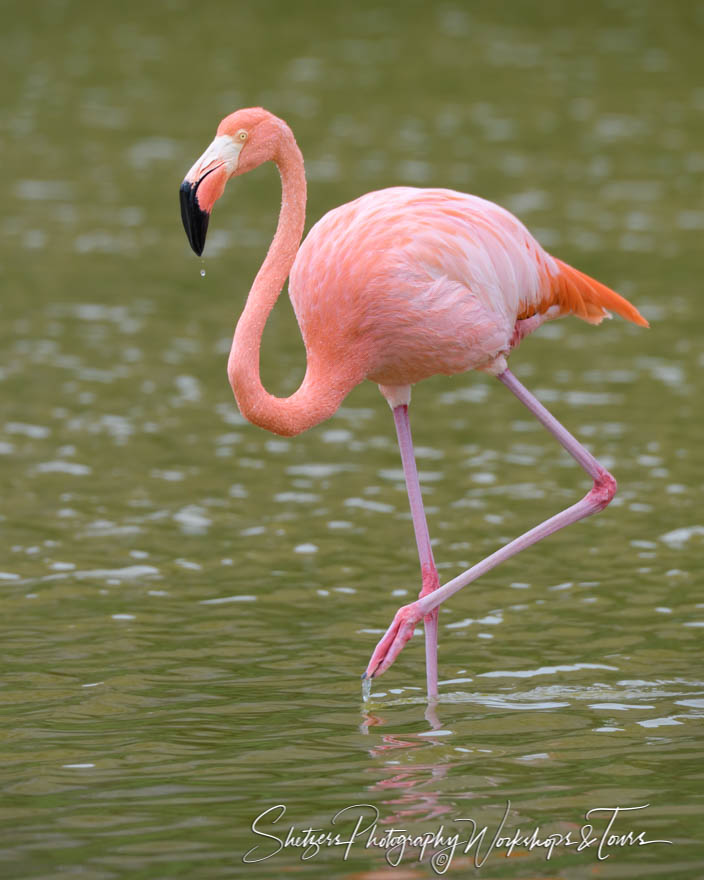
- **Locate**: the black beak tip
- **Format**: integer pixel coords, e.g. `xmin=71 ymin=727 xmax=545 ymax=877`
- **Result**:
xmin=180 ymin=179 xmax=210 ymax=257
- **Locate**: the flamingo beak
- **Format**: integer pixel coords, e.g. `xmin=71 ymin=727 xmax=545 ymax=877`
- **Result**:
xmin=180 ymin=134 xmax=244 ymax=257
xmin=179 ymin=176 xmax=211 ymax=257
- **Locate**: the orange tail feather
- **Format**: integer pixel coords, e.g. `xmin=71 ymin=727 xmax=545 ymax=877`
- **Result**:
xmin=552 ymin=258 xmax=649 ymax=327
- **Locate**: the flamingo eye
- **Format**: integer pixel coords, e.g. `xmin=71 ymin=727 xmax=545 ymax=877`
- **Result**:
xmin=237 ymin=130 xmax=248 ymax=142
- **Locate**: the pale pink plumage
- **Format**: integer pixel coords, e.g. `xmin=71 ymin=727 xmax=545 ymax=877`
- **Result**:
xmin=180 ymin=108 xmax=648 ymax=700
xmin=291 ymin=187 xmax=538 ymax=386
xmin=296 ymin=184 xmax=646 ymax=385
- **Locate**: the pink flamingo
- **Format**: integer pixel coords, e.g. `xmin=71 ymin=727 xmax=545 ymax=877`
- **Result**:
xmin=180 ymin=108 xmax=648 ymax=701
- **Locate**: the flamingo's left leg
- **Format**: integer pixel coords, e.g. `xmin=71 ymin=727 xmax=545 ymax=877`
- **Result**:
xmin=371 ymin=387 xmax=441 ymax=700
xmin=365 ymin=368 xmax=617 ymax=681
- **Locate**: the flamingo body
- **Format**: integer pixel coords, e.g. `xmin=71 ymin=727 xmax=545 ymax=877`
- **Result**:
xmin=290 ymin=185 xmax=646 ymax=389
xmin=291 ymin=187 xmax=527 ymax=386
xmin=179 ymin=108 xmax=648 ymax=697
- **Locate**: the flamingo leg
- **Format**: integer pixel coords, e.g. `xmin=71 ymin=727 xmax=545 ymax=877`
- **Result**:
xmin=364 ymin=368 xmax=617 ymax=682
xmin=389 ymin=403 xmax=440 ymax=700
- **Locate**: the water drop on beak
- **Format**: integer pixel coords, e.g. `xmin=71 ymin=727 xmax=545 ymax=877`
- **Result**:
xmin=362 ymin=676 xmax=372 ymax=702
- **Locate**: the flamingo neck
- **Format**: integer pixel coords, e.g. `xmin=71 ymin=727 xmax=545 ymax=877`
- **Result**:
xmin=227 ymin=131 xmax=352 ymax=437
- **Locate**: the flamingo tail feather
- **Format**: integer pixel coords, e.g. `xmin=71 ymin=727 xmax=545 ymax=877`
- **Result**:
xmin=551 ymin=258 xmax=649 ymax=327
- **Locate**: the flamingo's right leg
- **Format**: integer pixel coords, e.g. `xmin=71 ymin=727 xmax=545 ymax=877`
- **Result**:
xmin=364 ymin=368 xmax=617 ymax=681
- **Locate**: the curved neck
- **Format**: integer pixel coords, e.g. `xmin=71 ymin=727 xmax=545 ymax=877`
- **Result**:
xmin=227 ymin=130 xmax=353 ymax=437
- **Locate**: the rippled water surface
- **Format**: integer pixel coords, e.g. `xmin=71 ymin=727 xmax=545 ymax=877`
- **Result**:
xmin=2 ymin=1 xmax=703 ymax=877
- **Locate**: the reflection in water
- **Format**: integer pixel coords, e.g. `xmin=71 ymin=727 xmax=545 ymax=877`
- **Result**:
xmin=361 ymin=710 xmax=454 ymax=828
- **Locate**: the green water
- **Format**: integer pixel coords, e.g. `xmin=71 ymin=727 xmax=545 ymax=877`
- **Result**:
xmin=2 ymin=1 xmax=703 ymax=877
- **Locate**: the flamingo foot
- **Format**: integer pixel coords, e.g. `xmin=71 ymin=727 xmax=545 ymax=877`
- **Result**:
xmin=363 ymin=600 xmax=425 ymax=680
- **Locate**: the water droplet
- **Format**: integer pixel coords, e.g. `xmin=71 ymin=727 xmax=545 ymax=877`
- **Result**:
xmin=362 ymin=676 xmax=372 ymax=702
xmin=200 ymin=268 xmax=206 ymax=278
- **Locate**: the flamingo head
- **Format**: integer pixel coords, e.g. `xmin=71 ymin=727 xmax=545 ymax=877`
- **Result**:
xmin=179 ymin=107 xmax=286 ymax=256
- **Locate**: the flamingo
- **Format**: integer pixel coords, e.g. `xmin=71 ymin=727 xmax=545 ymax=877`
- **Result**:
xmin=179 ymin=107 xmax=648 ymax=701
